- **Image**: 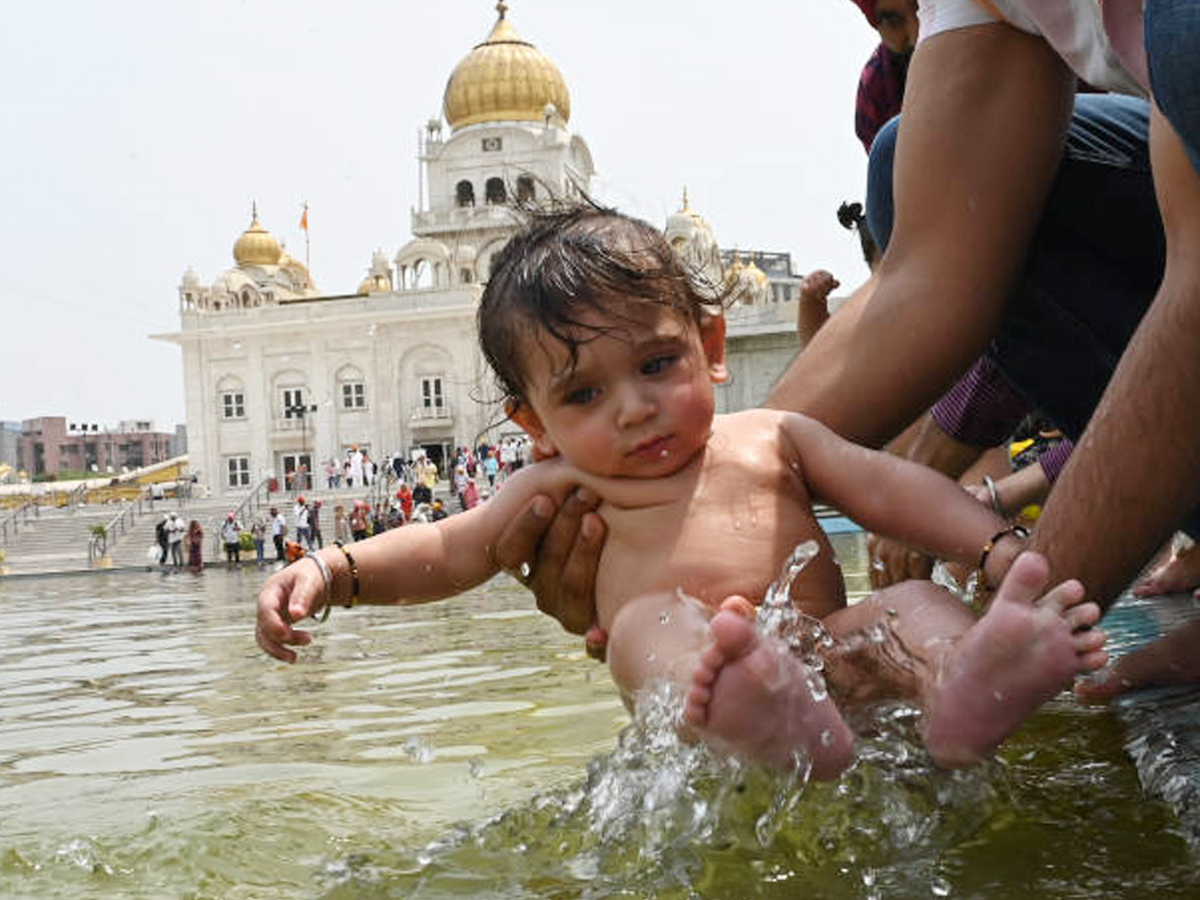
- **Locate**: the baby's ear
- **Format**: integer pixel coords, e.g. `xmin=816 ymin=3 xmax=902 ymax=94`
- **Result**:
xmin=700 ymin=314 xmax=728 ymax=384
xmin=505 ymin=400 xmax=558 ymax=458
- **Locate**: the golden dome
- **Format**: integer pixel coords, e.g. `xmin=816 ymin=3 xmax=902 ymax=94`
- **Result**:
xmin=357 ymin=273 xmax=391 ymax=295
xmin=745 ymin=255 xmax=769 ymax=287
xmin=443 ymin=2 xmax=570 ymax=132
xmin=233 ymin=205 xmax=282 ymax=267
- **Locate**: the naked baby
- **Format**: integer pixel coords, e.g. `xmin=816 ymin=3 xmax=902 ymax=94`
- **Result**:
xmin=256 ymin=206 xmax=1107 ymax=779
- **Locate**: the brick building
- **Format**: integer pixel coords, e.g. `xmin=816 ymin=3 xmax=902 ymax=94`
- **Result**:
xmin=18 ymin=417 xmax=175 ymax=478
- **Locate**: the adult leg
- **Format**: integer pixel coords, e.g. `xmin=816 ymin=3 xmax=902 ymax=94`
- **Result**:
xmin=1069 ymin=0 xmax=1200 ymax=694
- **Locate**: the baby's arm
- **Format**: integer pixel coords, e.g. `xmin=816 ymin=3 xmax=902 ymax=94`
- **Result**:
xmin=255 ymin=459 xmax=578 ymax=662
xmin=781 ymin=412 xmax=1011 ymax=570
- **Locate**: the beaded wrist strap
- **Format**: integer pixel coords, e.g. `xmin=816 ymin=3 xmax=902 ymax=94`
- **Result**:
xmin=978 ymin=524 xmax=1030 ymax=573
xmin=334 ymin=541 xmax=359 ymax=609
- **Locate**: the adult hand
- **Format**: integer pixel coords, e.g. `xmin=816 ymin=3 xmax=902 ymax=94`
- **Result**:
xmin=867 ymin=532 xmax=933 ymax=589
xmin=256 ymin=557 xmax=325 ymax=663
xmin=491 ymin=487 xmax=608 ymax=639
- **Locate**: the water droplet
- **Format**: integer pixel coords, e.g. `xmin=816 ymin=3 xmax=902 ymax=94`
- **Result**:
xmin=645 ymin=651 xmax=656 ymax=662
xmin=659 ymin=611 xmax=671 ymax=625
xmin=993 ymin=690 xmax=1005 ymax=702
xmin=931 ymin=876 xmax=951 ymax=896
xmin=518 ymin=561 xmax=532 ymax=580
xmin=660 ymin=448 xmax=669 ymax=458
xmin=820 ymin=729 xmax=835 ymax=747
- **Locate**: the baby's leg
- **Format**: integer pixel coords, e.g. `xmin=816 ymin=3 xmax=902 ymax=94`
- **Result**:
xmin=683 ymin=600 xmax=855 ymax=779
xmin=921 ymin=552 xmax=1106 ymax=766
xmin=607 ymin=592 xmax=854 ymax=779
xmin=825 ymin=552 xmax=1107 ymax=768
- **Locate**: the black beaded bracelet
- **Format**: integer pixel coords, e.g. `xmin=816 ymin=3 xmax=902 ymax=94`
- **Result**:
xmin=978 ymin=524 xmax=1030 ymax=573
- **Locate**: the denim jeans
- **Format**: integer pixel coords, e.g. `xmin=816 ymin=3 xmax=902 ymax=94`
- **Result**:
xmin=1146 ymin=0 xmax=1200 ymax=177
xmin=864 ymin=93 xmax=1200 ymax=534
xmin=867 ymin=93 xmax=1161 ymax=439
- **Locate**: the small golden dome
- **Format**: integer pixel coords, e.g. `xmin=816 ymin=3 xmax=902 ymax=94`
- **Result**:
xmin=233 ymin=205 xmax=282 ymax=267
xmin=745 ymin=255 xmax=769 ymax=287
xmin=443 ymin=2 xmax=570 ymax=132
xmin=357 ymin=273 xmax=391 ymax=295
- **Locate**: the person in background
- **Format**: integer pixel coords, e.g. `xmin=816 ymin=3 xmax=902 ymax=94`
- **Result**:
xmin=849 ymin=0 xmax=919 ymax=153
xmin=309 ymin=500 xmax=324 ymax=550
xmin=168 ymin=513 xmax=185 ymax=569
xmin=187 ymin=519 xmax=204 ymax=573
xmin=251 ymin=515 xmax=266 ymax=565
xmin=270 ymin=506 xmax=287 ymax=562
xmin=333 ymin=503 xmax=351 ymax=544
xmin=221 ymin=513 xmax=242 ymax=567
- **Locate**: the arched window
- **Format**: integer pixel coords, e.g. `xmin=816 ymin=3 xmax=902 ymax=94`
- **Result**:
xmin=456 ymin=180 xmax=475 ymax=207
xmin=516 ymin=176 xmax=535 ymax=202
xmin=485 ymin=177 xmax=507 ymax=205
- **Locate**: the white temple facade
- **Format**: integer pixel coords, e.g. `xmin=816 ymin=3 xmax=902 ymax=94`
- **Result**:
xmin=156 ymin=3 xmax=805 ymax=498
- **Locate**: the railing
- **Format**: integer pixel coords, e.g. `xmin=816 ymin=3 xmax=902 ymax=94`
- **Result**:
xmin=409 ymin=403 xmax=453 ymax=423
xmin=211 ymin=476 xmax=273 ymax=558
xmin=65 ymin=483 xmax=88 ymax=511
xmin=88 ymin=494 xmax=144 ymax=566
xmin=362 ymin=464 xmax=396 ymax=519
xmin=0 ymin=499 xmax=39 ymax=548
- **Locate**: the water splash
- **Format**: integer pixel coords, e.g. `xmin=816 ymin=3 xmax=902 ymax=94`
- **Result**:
xmin=756 ymin=540 xmax=835 ymax=675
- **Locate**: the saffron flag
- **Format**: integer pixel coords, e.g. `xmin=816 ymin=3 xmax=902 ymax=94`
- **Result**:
xmin=300 ymin=206 xmax=308 ymax=231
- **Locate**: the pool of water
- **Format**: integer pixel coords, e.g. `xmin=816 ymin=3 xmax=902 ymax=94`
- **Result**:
xmin=1 ymin=534 xmax=1197 ymax=899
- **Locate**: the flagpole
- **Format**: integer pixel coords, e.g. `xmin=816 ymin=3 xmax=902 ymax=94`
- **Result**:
xmin=302 ymin=201 xmax=310 ymax=272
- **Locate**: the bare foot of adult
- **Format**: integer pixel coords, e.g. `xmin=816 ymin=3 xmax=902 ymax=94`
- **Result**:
xmin=923 ymin=551 xmax=1107 ymax=768
xmin=1132 ymin=542 xmax=1200 ymax=597
xmin=684 ymin=598 xmax=854 ymax=780
xmin=1075 ymin=619 xmax=1200 ymax=701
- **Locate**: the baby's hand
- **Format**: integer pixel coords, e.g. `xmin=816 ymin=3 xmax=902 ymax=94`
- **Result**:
xmin=256 ymin=557 xmax=326 ymax=663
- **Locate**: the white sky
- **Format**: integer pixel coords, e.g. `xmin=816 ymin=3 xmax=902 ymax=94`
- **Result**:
xmin=0 ymin=0 xmax=878 ymax=431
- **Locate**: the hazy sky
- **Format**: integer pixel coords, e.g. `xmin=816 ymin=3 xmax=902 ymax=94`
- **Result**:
xmin=0 ymin=0 xmax=877 ymax=431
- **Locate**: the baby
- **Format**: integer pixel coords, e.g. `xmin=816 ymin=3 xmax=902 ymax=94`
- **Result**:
xmin=257 ymin=207 xmax=1107 ymax=779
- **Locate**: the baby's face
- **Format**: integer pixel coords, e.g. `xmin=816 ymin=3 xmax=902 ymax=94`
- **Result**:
xmin=510 ymin=303 xmax=726 ymax=479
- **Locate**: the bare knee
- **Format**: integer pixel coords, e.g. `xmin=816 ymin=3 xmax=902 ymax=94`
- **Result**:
xmin=606 ymin=591 xmax=713 ymax=702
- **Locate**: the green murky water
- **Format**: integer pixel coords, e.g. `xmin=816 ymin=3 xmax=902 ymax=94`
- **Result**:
xmin=1 ymin=534 xmax=1196 ymax=899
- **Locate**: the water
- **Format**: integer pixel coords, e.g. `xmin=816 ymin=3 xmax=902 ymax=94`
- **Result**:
xmin=1 ymin=537 xmax=1197 ymax=899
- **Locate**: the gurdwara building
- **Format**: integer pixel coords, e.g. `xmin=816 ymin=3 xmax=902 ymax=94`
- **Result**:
xmin=157 ymin=3 xmax=804 ymax=498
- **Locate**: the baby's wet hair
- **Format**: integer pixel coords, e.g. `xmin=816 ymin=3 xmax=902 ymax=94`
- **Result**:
xmin=479 ymin=203 xmax=726 ymax=404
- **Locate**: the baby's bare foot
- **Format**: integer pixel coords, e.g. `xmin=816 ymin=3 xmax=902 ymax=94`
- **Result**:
xmin=924 ymin=551 xmax=1107 ymax=768
xmin=684 ymin=599 xmax=854 ymax=780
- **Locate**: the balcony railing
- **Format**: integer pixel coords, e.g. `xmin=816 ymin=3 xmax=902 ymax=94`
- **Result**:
xmin=409 ymin=403 xmax=453 ymax=423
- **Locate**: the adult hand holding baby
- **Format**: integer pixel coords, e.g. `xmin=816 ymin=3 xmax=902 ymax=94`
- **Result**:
xmin=492 ymin=486 xmax=609 ymax=658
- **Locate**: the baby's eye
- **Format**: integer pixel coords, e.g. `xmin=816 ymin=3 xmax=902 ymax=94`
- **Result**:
xmin=642 ymin=354 xmax=677 ymax=375
xmin=565 ymin=386 xmax=598 ymax=405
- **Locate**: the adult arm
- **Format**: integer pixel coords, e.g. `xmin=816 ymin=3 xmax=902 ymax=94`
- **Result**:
xmin=768 ymin=24 xmax=1076 ymax=447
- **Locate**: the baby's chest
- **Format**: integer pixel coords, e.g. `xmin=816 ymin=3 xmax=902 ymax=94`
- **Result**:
xmin=595 ymin=483 xmax=822 ymax=622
